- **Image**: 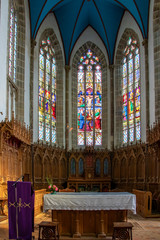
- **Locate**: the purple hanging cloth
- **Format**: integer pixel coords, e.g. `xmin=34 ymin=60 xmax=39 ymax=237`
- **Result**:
xmin=8 ymin=181 xmax=34 ymax=240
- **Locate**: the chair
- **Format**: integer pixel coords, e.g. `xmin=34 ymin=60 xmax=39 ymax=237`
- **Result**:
xmin=112 ymin=222 xmax=133 ymax=240
xmin=38 ymin=221 xmax=59 ymax=240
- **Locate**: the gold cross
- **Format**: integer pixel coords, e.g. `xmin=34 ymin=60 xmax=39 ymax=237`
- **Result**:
xmin=9 ymin=198 xmax=31 ymax=213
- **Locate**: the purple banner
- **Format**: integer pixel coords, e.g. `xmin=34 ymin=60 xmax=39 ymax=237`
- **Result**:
xmin=8 ymin=181 xmax=34 ymax=240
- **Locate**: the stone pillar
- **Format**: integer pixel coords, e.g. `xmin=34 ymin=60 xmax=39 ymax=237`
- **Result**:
xmin=30 ymin=39 xmax=36 ymax=141
xmin=109 ymin=65 xmax=114 ymax=149
xmin=142 ymin=39 xmax=149 ymax=128
xmin=65 ymin=65 xmax=70 ymax=150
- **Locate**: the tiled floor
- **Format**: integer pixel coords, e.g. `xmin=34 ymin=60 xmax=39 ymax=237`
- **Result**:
xmin=0 ymin=211 xmax=160 ymax=240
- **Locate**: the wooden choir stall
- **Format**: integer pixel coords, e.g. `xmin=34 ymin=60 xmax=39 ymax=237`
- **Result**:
xmin=43 ymin=192 xmax=136 ymax=238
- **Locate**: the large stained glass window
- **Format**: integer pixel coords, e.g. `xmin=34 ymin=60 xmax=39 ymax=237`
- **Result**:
xmin=9 ymin=0 xmax=17 ymax=82
xmin=77 ymin=50 xmax=102 ymax=146
xmin=39 ymin=37 xmax=56 ymax=143
xmin=122 ymin=37 xmax=141 ymax=144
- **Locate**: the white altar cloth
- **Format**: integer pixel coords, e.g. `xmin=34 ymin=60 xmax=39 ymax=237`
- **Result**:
xmin=44 ymin=192 xmax=136 ymax=214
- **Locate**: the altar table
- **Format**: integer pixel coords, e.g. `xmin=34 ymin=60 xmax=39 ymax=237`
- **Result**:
xmin=44 ymin=192 xmax=136 ymax=238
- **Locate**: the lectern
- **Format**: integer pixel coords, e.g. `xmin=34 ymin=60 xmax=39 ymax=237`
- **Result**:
xmin=8 ymin=181 xmax=34 ymax=240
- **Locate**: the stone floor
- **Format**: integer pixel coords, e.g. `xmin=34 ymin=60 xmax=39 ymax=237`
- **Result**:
xmin=0 ymin=211 xmax=160 ymax=240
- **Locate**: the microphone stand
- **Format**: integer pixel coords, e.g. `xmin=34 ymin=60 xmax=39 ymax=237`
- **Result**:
xmin=12 ymin=176 xmax=24 ymax=240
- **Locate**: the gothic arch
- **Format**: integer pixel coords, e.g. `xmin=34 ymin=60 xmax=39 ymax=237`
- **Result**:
xmin=120 ymin=157 xmax=127 ymax=180
xmin=7 ymin=0 xmax=26 ymax=121
xmin=112 ymin=157 xmax=120 ymax=180
xmin=128 ymin=156 xmax=136 ymax=180
xmin=115 ymin=29 xmax=140 ymax=146
xmin=34 ymin=154 xmax=43 ymax=180
xmin=43 ymin=155 xmax=51 ymax=179
xmin=71 ymin=41 xmax=108 ymax=149
xmin=52 ymin=157 xmax=59 ymax=179
xmin=137 ymin=154 xmax=145 ymax=181
xmin=60 ymin=158 xmax=67 ymax=179
xmin=33 ymin=27 xmax=64 ymax=146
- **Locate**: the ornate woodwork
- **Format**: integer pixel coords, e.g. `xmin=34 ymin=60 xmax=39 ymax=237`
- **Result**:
xmin=1 ymin=116 xmax=160 ymax=212
xmin=0 ymin=113 xmax=31 ymax=197
xmin=33 ymin=143 xmax=67 ymax=190
xmin=67 ymin=147 xmax=111 ymax=192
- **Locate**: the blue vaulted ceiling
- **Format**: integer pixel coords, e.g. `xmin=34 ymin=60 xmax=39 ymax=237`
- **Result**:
xmin=29 ymin=0 xmax=150 ymax=64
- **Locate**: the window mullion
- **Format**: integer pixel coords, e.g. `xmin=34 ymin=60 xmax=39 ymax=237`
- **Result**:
xmin=84 ymin=66 xmax=86 ymax=146
xmin=50 ymin=55 xmax=52 ymax=144
xmin=44 ymin=52 xmax=46 ymax=142
xmin=133 ymin=51 xmax=136 ymax=142
xmin=93 ymin=68 xmax=95 ymax=146
xmin=127 ymin=58 xmax=129 ymax=144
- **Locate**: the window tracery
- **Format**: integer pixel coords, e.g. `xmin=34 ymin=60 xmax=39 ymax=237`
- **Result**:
xmin=38 ymin=36 xmax=56 ymax=143
xmin=122 ymin=37 xmax=141 ymax=144
xmin=77 ymin=50 xmax=102 ymax=146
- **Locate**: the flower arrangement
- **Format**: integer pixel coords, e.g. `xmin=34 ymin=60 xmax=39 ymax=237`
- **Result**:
xmin=46 ymin=177 xmax=58 ymax=194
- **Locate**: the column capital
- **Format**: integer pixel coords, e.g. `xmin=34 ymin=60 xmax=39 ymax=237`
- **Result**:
xmin=109 ymin=64 xmax=114 ymax=70
xmin=142 ymin=38 xmax=148 ymax=47
xmin=31 ymin=39 xmax=37 ymax=48
xmin=65 ymin=65 xmax=70 ymax=71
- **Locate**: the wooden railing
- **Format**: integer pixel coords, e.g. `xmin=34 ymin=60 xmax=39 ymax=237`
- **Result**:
xmin=133 ymin=189 xmax=152 ymax=217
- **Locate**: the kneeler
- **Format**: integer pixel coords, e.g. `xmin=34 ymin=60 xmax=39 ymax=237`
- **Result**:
xmin=8 ymin=181 xmax=35 ymax=240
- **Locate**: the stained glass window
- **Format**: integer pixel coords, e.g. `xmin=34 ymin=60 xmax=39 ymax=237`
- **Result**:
xmin=77 ymin=50 xmax=102 ymax=146
xmin=9 ymin=0 xmax=17 ymax=82
xmin=122 ymin=37 xmax=141 ymax=144
xmin=39 ymin=37 xmax=56 ymax=143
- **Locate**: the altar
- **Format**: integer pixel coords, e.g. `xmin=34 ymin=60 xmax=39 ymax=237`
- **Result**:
xmin=43 ymin=192 xmax=136 ymax=238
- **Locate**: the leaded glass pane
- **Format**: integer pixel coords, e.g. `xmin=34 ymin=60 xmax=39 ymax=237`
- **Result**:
xmin=136 ymin=125 xmax=141 ymax=140
xmin=135 ymin=54 xmax=139 ymax=69
xmin=77 ymin=50 xmax=102 ymax=146
xmin=9 ymin=1 xmax=17 ymax=81
xmin=78 ymin=132 xmax=84 ymax=145
xmin=86 ymin=132 xmax=93 ymax=146
xmin=95 ymin=132 xmax=102 ymax=145
xmin=123 ymin=130 xmax=128 ymax=143
xmin=122 ymin=37 xmax=141 ymax=144
xmin=129 ymin=128 xmax=134 ymax=142
xmin=39 ymin=37 xmax=56 ymax=143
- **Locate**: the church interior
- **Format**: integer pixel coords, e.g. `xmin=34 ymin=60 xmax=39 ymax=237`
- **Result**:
xmin=0 ymin=0 xmax=160 ymax=239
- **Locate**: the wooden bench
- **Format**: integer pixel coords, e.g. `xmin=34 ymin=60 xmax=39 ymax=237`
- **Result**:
xmin=38 ymin=221 xmax=59 ymax=240
xmin=112 ymin=222 xmax=133 ymax=240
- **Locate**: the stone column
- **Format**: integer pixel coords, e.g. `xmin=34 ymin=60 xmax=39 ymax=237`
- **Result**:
xmin=30 ymin=39 xmax=36 ymax=141
xmin=65 ymin=65 xmax=70 ymax=150
xmin=109 ymin=65 xmax=114 ymax=149
xmin=142 ymin=39 xmax=149 ymax=128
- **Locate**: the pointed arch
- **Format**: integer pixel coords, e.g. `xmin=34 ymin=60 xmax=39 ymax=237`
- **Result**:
xmin=72 ymin=41 xmax=108 ymax=148
xmin=115 ymin=29 xmax=141 ymax=146
xmin=7 ymin=0 xmax=26 ymax=121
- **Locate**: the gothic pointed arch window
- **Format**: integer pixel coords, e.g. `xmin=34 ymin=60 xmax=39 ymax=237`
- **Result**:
xmin=77 ymin=50 xmax=102 ymax=146
xmin=122 ymin=37 xmax=141 ymax=144
xmin=39 ymin=36 xmax=56 ymax=143
xmin=8 ymin=0 xmax=18 ymax=117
